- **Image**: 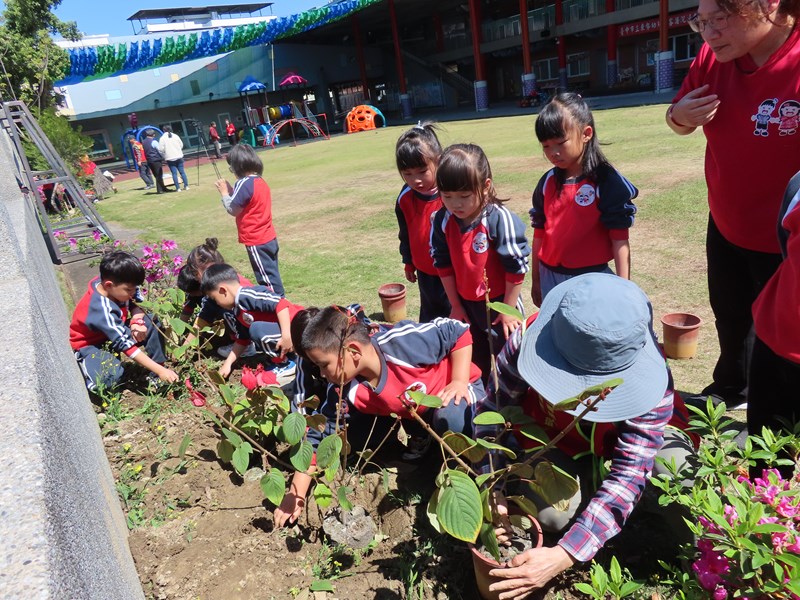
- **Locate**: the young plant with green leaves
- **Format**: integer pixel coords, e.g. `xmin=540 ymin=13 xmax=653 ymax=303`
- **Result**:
xmin=574 ymin=556 xmax=644 ymax=599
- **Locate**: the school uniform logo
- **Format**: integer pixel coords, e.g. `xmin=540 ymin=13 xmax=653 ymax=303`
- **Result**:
xmin=241 ymin=312 xmax=254 ymax=326
xmin=574 ymin=184 xmax=596 ymax=206
xmin=472 ymin=232 xmax=489 ymax=254
xmin=402 ymin=382 xmax=428 ymax=402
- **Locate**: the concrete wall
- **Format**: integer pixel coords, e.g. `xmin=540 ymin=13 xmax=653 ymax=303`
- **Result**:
xmin=0 ymin=132 xmax=143 ymax=598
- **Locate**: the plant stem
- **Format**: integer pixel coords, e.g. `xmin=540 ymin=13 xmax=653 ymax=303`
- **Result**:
xmin=405 ymin=405 xmax=478 ymax=477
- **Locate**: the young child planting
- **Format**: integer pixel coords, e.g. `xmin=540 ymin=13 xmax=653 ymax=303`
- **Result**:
xmin=530 ymin=92 xmax=638 ymax=305
xmin=431 ymin=143 xmax=530 ymax=381
xmin=214 ymin=144 xmax=284 ymax=295
xmin=394 ymin=122 xmax=450 ymax=321
xmin=69 ymin=250 xmax=178 ymax=392
xmin=273 ymin=307 xmax=483 ymax=527
xmin=200 ymin=263 xmax=300 ymax=379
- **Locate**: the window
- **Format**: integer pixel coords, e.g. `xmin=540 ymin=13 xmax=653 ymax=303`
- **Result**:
xmin=83 ymin=130 xmax=113 ymax=160
xmin=104 ymin=89 xmax=122 ymax=100
xmin=534 ymin=57 xmax=559 ymax=81
xmin=671 ymin=33 xmax=701 ymax=62
xmin=190 ymin=79 xmax=201 ymax=96
xmin=567 ymin=52 xmax=590 ymax=77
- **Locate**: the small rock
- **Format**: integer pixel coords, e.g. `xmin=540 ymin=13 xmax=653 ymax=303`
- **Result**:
xmin=322 ymin=505 xmax=376 ymax=549
xmin=244 ymin=467 xmax=265 ymax=482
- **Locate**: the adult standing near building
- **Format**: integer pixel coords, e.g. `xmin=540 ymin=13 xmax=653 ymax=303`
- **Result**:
xmin=128 ymin=135 xmax=154 ymax=190
xmin=666 ymin=0 xmax=800 ymax=408
xmin=159 ymin=125 xmax=190 ymax=192
xmin=143 ymin=129 xmax=168 ymax=194
xmin=225 ymin=118 xmax=237 ymax=147
xmin=209 ymin=121 xmax=223 ymax=158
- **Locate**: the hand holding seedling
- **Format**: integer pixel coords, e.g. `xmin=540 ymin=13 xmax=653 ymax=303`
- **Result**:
xmin=157 ymin=366 xmax=179 ymax=383
xmin=493 ymin=312 xmax=521 ymax=340
xmin=488 ymin=545 xmax=576 ymax=599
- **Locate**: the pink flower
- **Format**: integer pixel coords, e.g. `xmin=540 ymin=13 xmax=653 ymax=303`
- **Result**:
xmin=142 ymin=244 xmax=153 ymax=257
xmin=241 ymin=364 xmax=279 ymax=390
xmin=184 ymin=378 xmax=206 ymax=407
xmin=173 ymin=255 xmax=184 ymax=267
xmin=241 ymin=365 xmax=258 ymax=391
xmin=68 ymin=238 xmax=77 ymax=247
xmin=777 ymin=497 xmax=800 ymax=519
xmin=713 ymin=585 xmax=728 ymax=600
xmin=256 ymin=366 xmax=278 ymax=387
xmin=724 ymin=504 xmax=738 ymax=526
xmin=54 ymin=230 xmax=66 ymax=240
xmin=162 ymin=240 xmax=177 ymax=251
xmin=92 ymin=230 xmax=102 ymax=241
xmin=145 ymin=273 xmax=159 ymax=283
xmin=772 ymin=530 xmax=790 ymax=552
xmin=113 ymin=240 xmax=122 ymax=247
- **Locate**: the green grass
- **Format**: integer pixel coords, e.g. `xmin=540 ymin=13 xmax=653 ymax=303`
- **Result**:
xmin=97 ymin=104 xmax=714 ymax=393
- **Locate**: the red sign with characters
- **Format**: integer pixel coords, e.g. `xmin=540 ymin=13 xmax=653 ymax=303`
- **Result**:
xmin=617 ymin=10 xmax=694 ymax=38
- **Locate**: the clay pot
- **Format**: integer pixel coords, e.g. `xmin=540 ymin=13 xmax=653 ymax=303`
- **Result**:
xmin=378 ymin=283 xmax=407 ymax=323
xmin=470 ymin=514 xmax=543 ymax=600
xmin=661 ymin=312 xmax=703 ymax=359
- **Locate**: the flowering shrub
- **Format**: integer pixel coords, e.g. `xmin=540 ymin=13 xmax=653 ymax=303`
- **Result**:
xmin=241 ymin=364 xmax=279 ymax=390
xmin=654 ymin=399 xmax=800 ymax=599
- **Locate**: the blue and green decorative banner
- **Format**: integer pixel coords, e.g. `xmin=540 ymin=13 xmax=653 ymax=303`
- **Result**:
xmin=56 ymin=0 xmax=383 ymax=85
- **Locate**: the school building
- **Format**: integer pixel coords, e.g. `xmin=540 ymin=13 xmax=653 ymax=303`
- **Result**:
xmin=56 ymin=0 xmax=697 ymax=163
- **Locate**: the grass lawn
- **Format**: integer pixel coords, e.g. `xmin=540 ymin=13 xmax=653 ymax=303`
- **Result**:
xmin=97 ymin=103 xmax=714 ymax=395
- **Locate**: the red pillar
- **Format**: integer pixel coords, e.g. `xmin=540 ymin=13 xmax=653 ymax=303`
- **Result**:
xmin=468 ymin=0 xmax=485 ymax=81
xmin=388 ymin=0 xmax=407 ymax=94
xmin=433 ymin=12 xmax=444 ymax=53
xmin=519 ymin=0 xmax=532 ymax=74
xmin=606 ymin=0 xmax=617 ymax=62
xmin=555 ymin=0 xmax=567 ymax=89
xmin=351 ymin=15 xmax=369 ymax=101
xmin=659 ymin=0 xmax=669 ymax=51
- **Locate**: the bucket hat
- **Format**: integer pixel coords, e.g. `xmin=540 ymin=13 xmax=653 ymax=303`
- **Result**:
xmin=518 ymin=273 xmax=668 ymax=423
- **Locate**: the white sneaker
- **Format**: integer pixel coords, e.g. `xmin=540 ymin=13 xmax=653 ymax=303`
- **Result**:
xmin=176 ymin=188 xmax=182 ymax=193
xmin=216 ymin=343 xmax=257 ymax=358
xmin=184 ymin=186 xmax=190 ymax=190
xmin=270 ymin=359 xmax=296 ymax=378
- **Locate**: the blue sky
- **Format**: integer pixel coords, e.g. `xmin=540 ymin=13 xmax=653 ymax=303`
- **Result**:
xmin=8 ymin=0 xmax=325 ymax=37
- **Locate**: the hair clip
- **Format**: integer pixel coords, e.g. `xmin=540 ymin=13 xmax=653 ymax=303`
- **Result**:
xmin=414 ymin=121 xmax=425 ymax=130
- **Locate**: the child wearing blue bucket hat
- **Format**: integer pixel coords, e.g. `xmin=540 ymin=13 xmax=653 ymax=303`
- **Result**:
xmin=474 ymin=273 xmax=697 ymax=595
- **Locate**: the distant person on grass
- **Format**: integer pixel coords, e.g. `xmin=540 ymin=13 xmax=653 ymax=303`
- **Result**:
xmin=208 ymin=121 xmax=222 ymax=159
xmin=273 ymin=306 xmax=481 ymax=527
xmin=666 ymin=0 xmax=800 ymax=409
xmin=225 ymin=118 xmax=237 ymax=146
xmin=128 ymin=135 xmax=154 ymax=190
xmin=474 ymin=274 xmax=696 ymax=597
xmin=69 ymin=251 xmax=178 ymax=393
xmin=159 ymin=125 xmax=190 ymax=192
xmin=200 ymin=263 xmax=300 ymax=380
xmin=530 ymin=92 xmax=638 ymax=306
xmin=431 ymin=143 xmax=530 ymax=382
xmin=214 ymin=144 xmax=285 ymax=295
xmin=394 ymin=122 xmax=450 ymax=321
xmin=144 ymin=129 xmax=168 ymax=194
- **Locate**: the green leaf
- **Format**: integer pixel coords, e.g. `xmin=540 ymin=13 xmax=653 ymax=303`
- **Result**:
xmin=207 ymin=369 xmax=226 ymax=385
xmin=337 ymin=485 xmax=353 ymax=511
xmin=259 ymin=420 xmax=273 ymax=437
xmin=171 ymin=344 xmax=188 ymax=360
xmin=177 ymin=434 xmax=192 ymax=459
xmin=475 ymin=438 xmax=516 ymax=458
xmin=577 ymin=379 xmax=624 ymax=400
xmin=299 ymin=395 xmax=320 ymax=411
xmin=305 ymin=414 xmax=328 ymax=432
xmin=573 ymin=583 xmax=596 ymax=596
xmin=231 ymin=441 xmax=253 ymax=475
xmin=473 ymin=411 xmax=507 ymax=426
xmin=427 ymin=493 xmax=442 ymax=533
xmin=309 ymin=580 xmax=334 ymax=592
xmin=216 ymin=439 xmax=234 ymax=463
xmin=487 ymin=301 xmax=524 ymax=322
xmin=517 ymin=423 xmax=549 ymax=446
xmin=609 ymin=556 xmax=622 ymax=582
xmin=407 ymin=389 xmax=443 ymax=408
xmin=620 ymin=581 xmax=644 ymax=596
xmin=282 ymin=412 xmax=306 ymax=446
xmin=260 ymin=469 xmax=285 ymax=507
xmin=435 ymin=469 xmax=483 ymax=543
xmin=442 ymin=432 xmax=487 ymax=462
xmin=499 ymin=405 xmax=533 ymax=425
xmin=169 ymin=317 xmax=188 ymax=335
xmin=324 ymin=458 xmax=339 ymax=483
xmin=222 ymin=428 xmax=243 ymax=447
xmin=507 ymin=495 xmax=540 ymax=519
xmin=527 ymin=462 xmax=579 ymax=512
xmin=397 ymin=422 xmax=408 ymax=447
xmin=552 ymin=396 xmax=581 ymax=411
xmin=219 ymin=384 xmax=239 ymax=408
xmin=290 ymin=441 xmax=314 ymax=472
xmin=479 ymin=520 xmax=500 ymax=562
xmin=313 ymin=482 xmax=333 ymax=508
xmin=316 ymin=434 xmax=343 ymax=470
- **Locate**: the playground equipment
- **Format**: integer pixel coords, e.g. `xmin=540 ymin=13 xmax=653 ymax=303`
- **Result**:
xmin=120 ymin=125 xmax=163 ymax=170
xmin=345 ymin=105 xmax=387 ymax=133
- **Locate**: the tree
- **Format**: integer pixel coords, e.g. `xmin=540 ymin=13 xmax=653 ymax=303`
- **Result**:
xmin=0 ymin=0 xmax=80 ymax=110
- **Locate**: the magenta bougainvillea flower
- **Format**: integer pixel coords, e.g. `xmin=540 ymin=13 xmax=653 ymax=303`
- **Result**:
xmin=240 ymin=364 xmax=278 ymax=391
xmin=184 ymin=378 xmax=206 ymax=407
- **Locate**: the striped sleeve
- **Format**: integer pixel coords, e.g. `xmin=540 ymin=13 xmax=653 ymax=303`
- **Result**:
xmin=84 ymin=294 xmax=139 ymax=357
xmin=597 ymin=166 xmax=638 ymax=232
xmin=488 ymin=205 xmax=531 ymax=277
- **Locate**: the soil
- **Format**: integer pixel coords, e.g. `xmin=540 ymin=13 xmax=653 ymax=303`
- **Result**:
xmin=99 ymin=382 xmax=684 ymax=600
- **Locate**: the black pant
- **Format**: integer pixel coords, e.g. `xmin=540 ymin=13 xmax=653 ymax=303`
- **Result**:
xmin=147 ymin=160 xmax=168 ymax=193
xmin=706 ymin=215 xmax=781 ymax=399
xmin=417 ymin=271 xmax=450 ymax=323
xmin=747 ymin=336 xmax=800 ymax=478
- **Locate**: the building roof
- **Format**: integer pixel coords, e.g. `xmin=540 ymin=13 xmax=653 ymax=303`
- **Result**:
xmin=128 ymin=4 xmax=273 ymax=22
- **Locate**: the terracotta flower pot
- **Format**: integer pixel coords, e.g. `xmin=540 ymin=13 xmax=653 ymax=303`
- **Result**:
xmin=470 ymin=514 xmax=543 ymax=600
xmin=378 ymin=283 xmax=407 ymax=323
xmin=661 ymin=312 xmax=703 ymax=359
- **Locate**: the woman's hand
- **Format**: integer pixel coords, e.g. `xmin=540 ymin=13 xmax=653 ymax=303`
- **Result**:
xmin=669 ymin=84 xmax=720 ymax=128
xmin=488 ymin=546 xmax=575 ymax=599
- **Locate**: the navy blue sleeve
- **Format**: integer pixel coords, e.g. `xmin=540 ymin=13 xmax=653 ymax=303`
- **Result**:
xmin=305 ymin=380 xmax=356 ymax=450
xmin=376 ymin=318 xmax=470 ymax=366
xmin=237 ymin=287 xmax=282 ymax=313
xmin=229 ymin=177 xmax=255 ymax=212
xmin=197 ymin=297 xmax=226 ymax=324
xmin=85 ymin=294 xmax=138 ymax=355
xmin=430 ymin=208 xmax=452 ymax=270
xmin=597 ymin=166 xmax=638 ymax=230
xmin=396 ymin=187 xmax=413 ymax=265
xmin=530 ymin=171 xmax=551 ymax=229
xmin=487 ymin=205 xmax=531 ymax=275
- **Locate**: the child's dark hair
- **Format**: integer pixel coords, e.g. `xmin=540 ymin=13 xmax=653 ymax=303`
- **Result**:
xmin=302 ymin=305 xmax=371 ymax=355
xmin=200 ymin=263 xmax=240 ymax=294
xmin=186 ymin=238 xmax=224 ymax=277
xmin=395 ymin=122 xmax=442 ymax=171
xmin=99 ymin=251 xmax=145 ymax=285
xmin=291 ymin=307 xmax=321 ymax=360
xmin=177 ymin=264 xmax=201 ymax=295
xmin=535 ymin=92 xmax=610 ymax=188
xmin=436 ymin=143 xmax=504 ymax=207
xmin=226 ymin=144 xmax=263 ymax=178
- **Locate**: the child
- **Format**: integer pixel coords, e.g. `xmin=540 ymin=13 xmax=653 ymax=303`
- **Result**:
xmin=69 ymin=251 xmax=178 ymax=392
xmin=394 ymin=122 xmax=450 ymax=321
xmin=176 ymin=238 xmax=256 ymax=358
xmin=749 ymin=169 xmax=800 ymax=477
xmin=214 ymin=145 xmax=284 ymax=296
xmin=431 ymin=143 xmax=530 ymax=381
xmin=128 ymin=136 xmax=154 ymax=190
xmin=200 ymin=263 xmax=300 ymax=379
xmin=273 ymin=307 xmax=482 ymax=527
xmin=530 ymin=92 xmax=638 ymax=306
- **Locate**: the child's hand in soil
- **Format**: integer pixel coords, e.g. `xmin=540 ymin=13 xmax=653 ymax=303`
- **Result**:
xmin=487 ymin=545 xmax=576 ymax=599
xmin=439 ymin=380 xmax=471 ymax=406
xmin=274 ymin=493 xmax=305 ymax=527
xmin=276 ymin=333 xmax=293 ymax=358
xmin=218 ymin=361 xmax=233 ymax=380
xmin=158 ymin=367 xmax=179 ymax=384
